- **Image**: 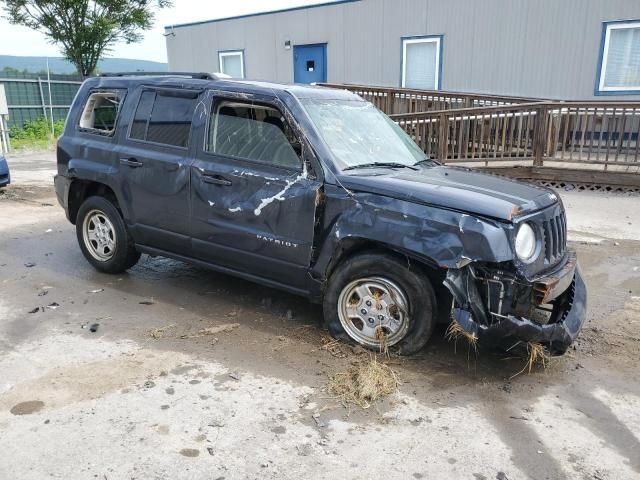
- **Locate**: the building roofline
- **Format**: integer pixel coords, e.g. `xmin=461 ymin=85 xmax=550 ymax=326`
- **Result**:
xmin=164 ymin=0 xmax=362 ymax=30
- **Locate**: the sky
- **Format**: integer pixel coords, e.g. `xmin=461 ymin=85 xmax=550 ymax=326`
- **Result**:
xmin=0 ymin=0 xmax=329 ymax=63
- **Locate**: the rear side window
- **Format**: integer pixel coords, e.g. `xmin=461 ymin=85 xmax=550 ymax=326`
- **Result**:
xmin=206 ymin=100 xmax=301 ymax=169
xmin=129 ymin=89 xmax=197 ymax=148
xmin=79 ymin=91 xmax=123 ymax=136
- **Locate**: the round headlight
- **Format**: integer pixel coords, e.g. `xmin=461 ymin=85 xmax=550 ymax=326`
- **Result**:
xmin=515 ymin=223 xmax=537 ymax=262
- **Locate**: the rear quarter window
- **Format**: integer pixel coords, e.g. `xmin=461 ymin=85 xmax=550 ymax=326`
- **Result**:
xmin=78 ymin=91 xmax=124 ymax=136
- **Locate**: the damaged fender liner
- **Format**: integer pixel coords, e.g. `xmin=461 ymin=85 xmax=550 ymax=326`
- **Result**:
xmin=444 ymin=259 xmax=587 ymax=355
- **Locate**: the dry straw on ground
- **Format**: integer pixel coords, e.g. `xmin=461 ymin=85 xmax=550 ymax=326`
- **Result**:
xmin=327 ymin=355 xmax=400 ymax=409
xmin=446 ymin=320 xmax=551 ymax=377
xmin=146 ymin=322 xmax=239 ymax=340
xmin=510 ymin=341 xmax=550 ymax=378
xmin=181 ymin=323 xmax=239 ymax=338
xmin=320 ymin=335 xmax=349 ymax=358
xmin=445 ymin=319 xmax=478 ymax=356
xmin=147 ymin=324 xmax=177 ymax=339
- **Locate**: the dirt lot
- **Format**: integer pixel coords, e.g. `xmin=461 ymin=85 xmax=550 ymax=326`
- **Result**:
xmin=1 ymin=151 xmax=639 ymax=480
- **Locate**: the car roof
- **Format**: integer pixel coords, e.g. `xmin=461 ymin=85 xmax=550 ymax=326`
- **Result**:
xmin=84 ymin=75 xmax=362 ymax=102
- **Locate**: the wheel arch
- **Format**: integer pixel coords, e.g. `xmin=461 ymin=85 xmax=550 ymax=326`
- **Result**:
xmin=323 ymin=237 xmax=441 ymax=280
xmin=68 ymin=179 xmax=123 ymax=224
xmin=319 ymin=237 xmax=452 ymax=323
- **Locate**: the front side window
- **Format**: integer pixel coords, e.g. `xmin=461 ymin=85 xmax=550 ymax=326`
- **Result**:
xmin=597 ymin=21 xmax=640 ymax=94
xmin=218 ymin=50 xmax=245 ymax=79
xmin=129 ymin=89 xmax=197 ymax=148
xmin=401 ymin=36 xmax=442 ymax=90
xmin=300 ymin=99 xmax=428 ymax=171
xmin=79 ymin=91 xmax=123 ymax=135
xmin=206 ymin=100 xmax=301 ymax=170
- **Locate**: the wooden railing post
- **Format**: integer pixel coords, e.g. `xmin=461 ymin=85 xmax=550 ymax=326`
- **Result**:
xmin=438 ymin=113 xmax=448 ymax=163
xmin=533 ymin=105 xmax=548 ymax=167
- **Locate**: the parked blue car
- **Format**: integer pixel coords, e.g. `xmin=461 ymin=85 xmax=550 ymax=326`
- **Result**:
xmin=0 ymin=156 xmax=10 ymax=188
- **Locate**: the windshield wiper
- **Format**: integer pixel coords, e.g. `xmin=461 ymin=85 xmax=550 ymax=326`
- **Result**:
xmin=413 ymin=158 xmax=437 ymax=167
xmin=343 ymin=162 xmax=418 ymax=171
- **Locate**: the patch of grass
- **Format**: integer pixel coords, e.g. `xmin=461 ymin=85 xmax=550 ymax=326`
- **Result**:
xmin=9 ymin=137 xmax=56 ymax=151
xmin=327 ymin=355 xmax=400 ymax=409
xmin=8 ymin=117 xmax=64 ymax=151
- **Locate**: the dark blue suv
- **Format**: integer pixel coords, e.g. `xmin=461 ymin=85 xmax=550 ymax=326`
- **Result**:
xmin=54 ymin=73 xmax=586 ymax=355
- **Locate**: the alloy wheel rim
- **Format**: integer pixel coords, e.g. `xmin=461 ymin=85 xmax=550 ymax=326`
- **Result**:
xmin=82 ymin=209 xmax=116 ymax=261
xmin=337 ymin=276 xmax=410 ymax=348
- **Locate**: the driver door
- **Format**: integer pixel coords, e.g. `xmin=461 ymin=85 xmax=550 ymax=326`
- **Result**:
xmin=190 ymin=92 xmax=321 ymax=289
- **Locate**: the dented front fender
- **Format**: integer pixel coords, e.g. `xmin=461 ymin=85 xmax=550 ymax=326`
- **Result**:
xmin=313 ymin=188 xmax=514 ymax=279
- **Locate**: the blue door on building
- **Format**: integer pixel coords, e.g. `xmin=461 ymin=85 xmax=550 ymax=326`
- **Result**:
xmin=293 ymin=44 xmax=327 ymax=84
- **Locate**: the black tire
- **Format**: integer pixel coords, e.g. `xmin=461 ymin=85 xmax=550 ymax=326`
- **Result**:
xmin=323 ymin=252 xmax=437 ymax=355
xmin=75 ymin=195 xmax=141 ymax=273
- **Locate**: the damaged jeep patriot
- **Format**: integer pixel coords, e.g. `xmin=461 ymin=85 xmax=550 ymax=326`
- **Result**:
xmin=55 ymin=73 xmax=587 ymax=355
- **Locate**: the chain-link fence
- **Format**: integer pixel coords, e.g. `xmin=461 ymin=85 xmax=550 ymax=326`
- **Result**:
xmin=0 ymin=71 xmax=82 ymax=130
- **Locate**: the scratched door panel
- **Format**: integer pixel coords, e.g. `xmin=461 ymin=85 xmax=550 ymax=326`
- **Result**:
xmin=191 ymin=156 xmax=319 ymax=286
xmin=189 ymin=92 xmax=320 ymax=287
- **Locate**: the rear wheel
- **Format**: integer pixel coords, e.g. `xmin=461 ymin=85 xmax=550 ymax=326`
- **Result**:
xmin=76 ymin=195 xmax=140 ymax=273
xmin=323 ymin=252 xmax=437 ymax=355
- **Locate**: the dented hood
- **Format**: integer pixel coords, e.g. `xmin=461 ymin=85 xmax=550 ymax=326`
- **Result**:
xmin=338 ymin=165 xmax=557 ymax=220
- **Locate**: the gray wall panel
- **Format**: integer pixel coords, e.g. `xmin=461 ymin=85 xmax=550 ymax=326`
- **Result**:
xmin=343 ymin=0 xmax=384 ymax=84
xmin=276 ymin=10 xmax=309 ymax=82
xmin=165 ymin=0 xmax=640 ymax=100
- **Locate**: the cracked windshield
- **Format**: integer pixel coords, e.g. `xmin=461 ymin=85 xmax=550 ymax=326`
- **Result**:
xmin=301 ymin=99 xmax=429 ymax=170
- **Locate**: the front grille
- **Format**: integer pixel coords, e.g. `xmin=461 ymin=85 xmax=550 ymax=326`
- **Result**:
xmin=542 ymin=211 xmax=567 ymax=265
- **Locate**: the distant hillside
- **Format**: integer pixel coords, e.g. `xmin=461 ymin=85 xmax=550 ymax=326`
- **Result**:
xmin=0 ymin=55 xmax=167 ymax=74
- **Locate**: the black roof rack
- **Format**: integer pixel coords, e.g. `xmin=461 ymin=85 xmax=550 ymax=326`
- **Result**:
xmin=98 ymin=72 xmax=218 ymax=80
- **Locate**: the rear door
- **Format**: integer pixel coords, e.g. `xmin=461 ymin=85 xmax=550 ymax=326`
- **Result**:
xmin=117 ymin=86 xmax=199 ymax=254
xmin=190 ymin=92 xmax=321 ymax=289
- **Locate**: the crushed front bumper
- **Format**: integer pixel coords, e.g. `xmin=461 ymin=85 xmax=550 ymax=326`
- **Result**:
xmin=444 ymin=251 xmax=587 ymax=355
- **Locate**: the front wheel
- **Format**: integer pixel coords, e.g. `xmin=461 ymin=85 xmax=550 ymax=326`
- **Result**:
xmin=75 ymin=195 xmax=141 ymax=273
xmin=323 ymin=253 xmax=437 ymax=355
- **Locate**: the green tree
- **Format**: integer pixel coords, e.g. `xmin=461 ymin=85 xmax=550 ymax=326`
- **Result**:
xmin=1 ymin=0 xmax=172 ymax=77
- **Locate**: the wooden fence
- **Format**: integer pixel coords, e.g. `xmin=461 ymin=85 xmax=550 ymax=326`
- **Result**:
xmin=324 ymin=84 xmax=640 ymax=179
xmin=544 ymin=103 xmax=640 ymax=171
xmin=320 ymin=83 xmax=540 ymax=114
xmin=392 ymin=102 xmax=545 ymax=165
xmin=390 ymin=102 xmax=640 ymax=173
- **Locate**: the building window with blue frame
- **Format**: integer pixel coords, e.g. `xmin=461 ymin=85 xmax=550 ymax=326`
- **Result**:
xmin=218 ymin=50 xmax=245 ymax=79
xmin=401 ymin=35 xmax=442 ymax=90
xmin=596 ymin=20 xmax=640 ymax=95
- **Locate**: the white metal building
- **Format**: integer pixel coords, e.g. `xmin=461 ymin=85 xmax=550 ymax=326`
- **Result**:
xmin=165 ymin=0 xmax=640 ymax=100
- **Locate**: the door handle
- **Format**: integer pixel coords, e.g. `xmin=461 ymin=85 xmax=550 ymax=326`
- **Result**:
xmin=202 ymin=174 xmax=232 ymax=186
xmin=120 ymin=158 xmax=143 ymax=168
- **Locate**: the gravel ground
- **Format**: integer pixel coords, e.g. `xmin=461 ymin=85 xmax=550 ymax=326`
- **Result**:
xmin=0 ymin=151 xmax=639 ymax=480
